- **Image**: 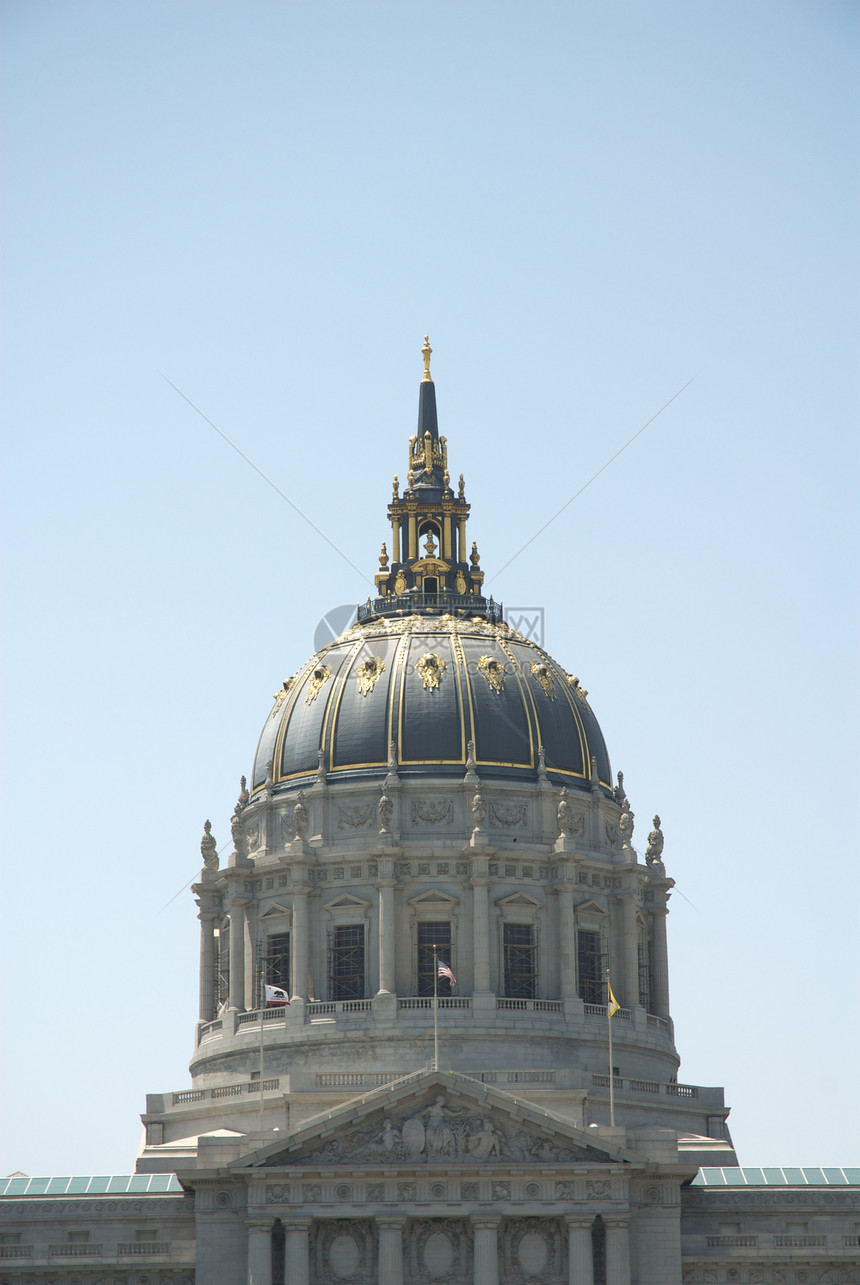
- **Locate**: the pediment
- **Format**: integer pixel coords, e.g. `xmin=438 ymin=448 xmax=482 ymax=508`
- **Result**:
xmin=496 ymin=891 xmax=541 ymax=909
xmin=408 ymin=888 xmax=459 ymax=909
xmin=260 ymin=902 xmax=291 ymax=918
xmin=234 ymin=1070 xmax=635 ymax=1172
xmin=574 ymin=899 xmax=606 ymax=916
xmin=323 ymin=893 xmax=372 ymax=911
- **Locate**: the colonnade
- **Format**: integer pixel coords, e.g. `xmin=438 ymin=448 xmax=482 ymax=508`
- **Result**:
xmin=245 ymin=1212 xmax=632 ymax=1285
xmin=196 ymin=872 xmax=671 ymax=1021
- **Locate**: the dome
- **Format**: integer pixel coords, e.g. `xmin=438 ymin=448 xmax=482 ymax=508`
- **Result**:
xmin=252 ymin=613 xmax=612 ymax=795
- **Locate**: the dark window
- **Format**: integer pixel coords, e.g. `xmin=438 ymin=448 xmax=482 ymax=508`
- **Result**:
xmin=331 ymin=924 xmax=365 ymax=1000
xmin=503 ymin=923 xmax=536 ymax=998
xmin=417 ymin=922 xmax=452 ymax=996
xmin=638 ymin=941 xmax=650 ymax=1010
xmin=266 ymin=932 xmax=291 ymax=993
xmin=578 ymin=929 xmax=604 ymax=1005
xmin=592 ymin=1215 xmax=606 ymax=1285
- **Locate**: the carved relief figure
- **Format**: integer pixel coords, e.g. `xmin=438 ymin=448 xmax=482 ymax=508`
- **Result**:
xmin=305 ymin=665 xmax=332 ymax=704
xmin=557 ymin=787 xmax=573 ymax=836
xmin=378 ymin=790 xmax=394 ymax=832
xmin=619 ymin=800 xmax=634 ymax=849
xmin=471 ymin=790 xmax=487 ymax=829
xmin=466 ymin=1118 xmax=503 ymax=1158
xmin=355 ymin=655 xmax=386 ymax=696
xmin=422 ymin=1095 xmax=462 ymax=1157
xmin=416 ymin=652 xmax=447 ymax=692
xmin=200 ymin=819 xmax=218 ymax=869
xmin=646 ymin=814 xmax=664 ymax=863
xmin=293 ymin=791 xmax=309 ymax=838
xmin=477 ymin=653 xmax=507 ymax=693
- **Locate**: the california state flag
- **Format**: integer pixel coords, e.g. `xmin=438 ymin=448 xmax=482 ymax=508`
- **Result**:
xmin=265 ymin=984 xmax=290 ymax=1007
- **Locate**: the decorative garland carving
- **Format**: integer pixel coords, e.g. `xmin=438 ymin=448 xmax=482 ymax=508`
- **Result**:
xmin=337 ymin=803 xmax=376 ymax=830
xmin=489 ymin=800 xmax=527 ymax=828
xmin=411 ymin=799 xmax=454 ymax=825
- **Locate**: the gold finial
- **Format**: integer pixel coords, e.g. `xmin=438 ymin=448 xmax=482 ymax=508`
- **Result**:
xmin=458 ymin=473 xmax=465 ymax=499
xmin=421 ymin=335 xmax=433 ymax=382
xmin=379 ymin=541 xmax=389 ymax=569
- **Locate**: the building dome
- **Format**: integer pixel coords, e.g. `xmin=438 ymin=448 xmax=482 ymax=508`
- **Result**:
xmin=252 ymin=614 xmax=613 ymax=793
xmin=252 ymin=335 xmax=612 ymax=799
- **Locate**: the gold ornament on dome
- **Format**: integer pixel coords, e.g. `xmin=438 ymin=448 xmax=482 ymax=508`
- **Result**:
xmin=416 ymin=652 xmax=447 ymax=692
xmin=477 ymin=654 xmax=508 ymax=694
xmin=355 ymin=656 xmax=386 ymax=697
xmin=379 ymin=542 xmax=389 ymax=569
xmin=566 ymin=675 xmax=589 ymax=702
xmin=530 ymin=663 xmax=557 ymax=700
xmin=272 ymin=676 xmax=296 ymax=714
xmin=305 ymin=665 xmax=332 ymax=704
xmin=394 ymin=569 xmax=407 ymax=594
xmin=455 ymin=570 xmax=467 ymax=595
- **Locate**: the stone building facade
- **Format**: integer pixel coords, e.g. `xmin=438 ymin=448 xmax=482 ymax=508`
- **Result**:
xmin=2 ymin=343 xmax=857 ymax=1283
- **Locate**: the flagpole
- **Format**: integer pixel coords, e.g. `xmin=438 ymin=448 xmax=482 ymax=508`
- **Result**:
xmin=606 ymin=967 xmax=615 ymax=1128
xmin=259 ymin=966 xmax=266 ymax=1134
xmin=432 ymin=943 xmax=439 ymax=1073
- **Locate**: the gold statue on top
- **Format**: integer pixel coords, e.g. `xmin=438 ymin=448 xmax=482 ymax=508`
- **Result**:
xmin=422 ymin=335 xmax=433 ymax=382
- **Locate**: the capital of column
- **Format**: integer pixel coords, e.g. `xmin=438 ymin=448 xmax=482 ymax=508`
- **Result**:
xmin=565 ymin=1214 xmax=593 ymax=1230
xmin=603 ymin=1213 xmax=631 ymax=1230
xmin=245 ymin=1217 xmax=275 ymax=1232
xmin=377 ymin=1216 xmax=406 ymax=1231
xmin=285 ymin=1217 xmax=313 ymax=1232
xmin=471 ymin=1215 xmax=501 ymax=1230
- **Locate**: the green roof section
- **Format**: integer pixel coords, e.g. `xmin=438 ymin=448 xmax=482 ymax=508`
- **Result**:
xmin=0 ymin=1174 xmax=184 ymax=1198
xmin=692 ymin=1167 xmax=860 ymax=1187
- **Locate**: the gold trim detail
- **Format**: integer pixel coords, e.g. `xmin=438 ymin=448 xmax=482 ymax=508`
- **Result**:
xmin=305 ymin=665 xmax=332 ymax=704
xmin=530 ymin=663 xmax=557 ymax=701
xmin=477 ymin=653 xmax=508 ymax=694
xmin=416 ymin=652 xmax=447 ymax=692
xmin=566 ymin=675 xmax=589 ymax=702
xmin=272 ymin=676 xmax=296 ymax=714
xmin=355 ymin=656 xmax=386 ymax=696
xmin=455 ymin=570 xmax=466 ymax=594
xmin=394 ymin=569 xmax=407 ymax=594
xmin=422 ymin=334 xmax=432 ymax=382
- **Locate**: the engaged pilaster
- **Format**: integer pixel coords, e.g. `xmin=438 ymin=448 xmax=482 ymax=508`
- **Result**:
xmin=471 ymin=870 xmax=491 ymax=993
xmin=291 ymin=882 xmax=309 ymax=1001
xmin=197 ymin=908 xmax=218 ymax=1021
xmin=377 ymin=874 xmax=396 ymax=995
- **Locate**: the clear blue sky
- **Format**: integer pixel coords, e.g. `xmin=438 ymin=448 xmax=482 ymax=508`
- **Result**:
xmin=2 ymin=0 xmax=858 ymax=1174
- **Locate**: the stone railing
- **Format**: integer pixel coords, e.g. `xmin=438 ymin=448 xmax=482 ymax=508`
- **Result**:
xmin=118 ymin=1243 xmax=170 ymax=1255
xmin=584 ymin=1003 xmax=631 ymax=1019
xmin=706 ymin=1235 xmax=758 ymax=1247
xmin=774 ymin=1235 xmax=826 ymax=1248
xmin=496 ymin=998 xmax=562 ymax=1013
xmin=172 ymin=1079 xmax=280 ymax=1107
xmin=50 ymin=1244 xmax=102 ymax=1256
xmin=398 ymin=997 xmax=472 ymax=1010
xmin=592 ymin=1073 xmax=698 ymax=1099
xmin=0 ymin=1246 xmax=32 ymax=1258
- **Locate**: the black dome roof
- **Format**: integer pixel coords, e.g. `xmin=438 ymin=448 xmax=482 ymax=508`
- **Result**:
xmin=252 ymin=614 xmax=612 ymax=796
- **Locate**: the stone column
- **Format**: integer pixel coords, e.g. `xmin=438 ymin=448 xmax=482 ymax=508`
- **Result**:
xmin=473 ymin=1217 xmax=500 ymax=1285
xmin=442 ymin=512 xmax=453 ymax=560
xmin=246 ymin=1219 xmax=273 ymax=1285
xmin=557 ymin=882 xmax=577 ymax=1000
xmin=566 ymin=1216 xmax=594 ymax=1285
xmin=378 ymin=1217 xmax=405 ymax=1285
xmin=650 ymin=908 xmax=670 ymax=1020
xmin=621 ymin=894 xmax=639 ymax=1009
xmin=471 ymin=875 xmax=491 ymax=993
xmin=198 ymin=911 xmax=218 ymax=1021
xmin=292 ymin=887 xmax=309 ymax=1002
xmin=408 ymin=513 xmax=417 ymax=559
xmin=377 ymin=879 xmax=396 ymax=995
xmin=458 ymin=516 xmax=467 ymax=561
xmin=391 ymin=515 xmax=401 ymax=562
xmin=605 ymin=1215 xmax=631 ymax=1285
xmin=284 ymin=1219 xmax=311 ymax=1285
xmin=228 ymin=897 xmax=248 ymax=1012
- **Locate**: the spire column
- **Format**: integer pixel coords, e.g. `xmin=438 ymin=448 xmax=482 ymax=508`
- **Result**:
xmin=197 ymin=909 xmax=218 ymax=1021
xmin=377 ymin=871 xmax=396 ymax=995
xmin=291 ymin=881 xmax=310 ymax=1002
xmin=621 ymin=893 xmax=639 ymax=1008
xmin=471 ymin=870 xmax=491 ymax=993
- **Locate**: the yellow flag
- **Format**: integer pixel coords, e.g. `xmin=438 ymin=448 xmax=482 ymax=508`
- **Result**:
xmin=607 ymin=982 xmax=621 ymax=1017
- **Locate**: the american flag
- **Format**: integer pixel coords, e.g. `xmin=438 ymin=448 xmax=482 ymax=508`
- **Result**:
xmin=437 ymin=961 xmax=457 ymax=986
